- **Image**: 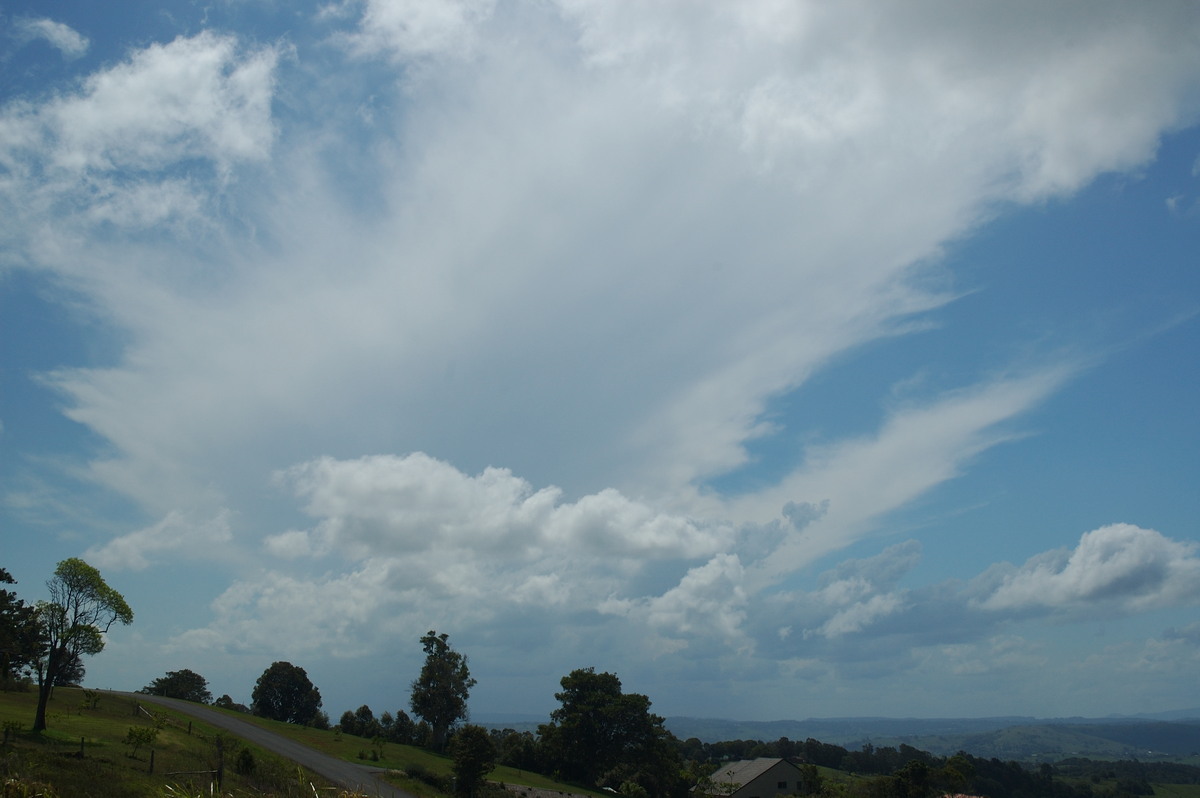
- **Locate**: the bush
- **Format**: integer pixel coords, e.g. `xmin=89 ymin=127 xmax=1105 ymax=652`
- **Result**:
xmin=234 ymin=747 xmax=256 ymax=775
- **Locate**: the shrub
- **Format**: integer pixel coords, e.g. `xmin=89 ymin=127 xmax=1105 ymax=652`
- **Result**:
xmin=234 ymin=747 xmax=256 ymax=775
xmin=124 ymin=725 xmax=159 ymax=758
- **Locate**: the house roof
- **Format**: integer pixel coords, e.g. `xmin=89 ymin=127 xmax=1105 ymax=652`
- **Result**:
xmin=709 ymin=758 xmax=800 ymax=789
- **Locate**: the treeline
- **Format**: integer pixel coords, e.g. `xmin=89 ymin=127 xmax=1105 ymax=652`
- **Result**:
xmin=670 ymin=735 xmax=1200 ymax=798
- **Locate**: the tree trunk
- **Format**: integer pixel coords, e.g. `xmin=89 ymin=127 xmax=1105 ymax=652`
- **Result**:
xmin=33 ymin=680 xmax=51 ymax=732
xmin=32 ymin=648 xmax=60 ymax=732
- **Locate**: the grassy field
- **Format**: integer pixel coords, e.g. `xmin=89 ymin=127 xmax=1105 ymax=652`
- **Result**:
xmin=1149 ymin=785 xmax=1200 ymax=798
xmin=224 ymin=711 xmax=607 ymax=797
xmin=0 ymin=686 xmax=352 ymax=797
xmin=0 ymin=686 xmax=606 ymax=798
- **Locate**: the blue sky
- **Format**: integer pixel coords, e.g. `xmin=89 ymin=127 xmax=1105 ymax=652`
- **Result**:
xmin=2 ymin=1 xmax=1199 ymax=724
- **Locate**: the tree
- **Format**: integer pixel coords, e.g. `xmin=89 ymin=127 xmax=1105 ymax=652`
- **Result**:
xmin=410 ymin=631 xmax=476 ymax=751
xmin=385 ymin=708 xmax=417 ymax=744
xmin=450 ymin=724 xmax=496 ymax=798
xmin=0 ymin=568 xmax=42 ymax=688
xmin=213 ymin=694 xmax=249 ymax=712
xmin=538 ymin=667 xmax=684 ymax=795
xmin=124 ymin=725 xmax=159 ymax=758
xmin=31 ymin=558 xmax=133 ymax=732
xmin=142 ymin=668 xmax=213 ymax=703
xmin=339 ymin=704 xmax=382 ymax=737
xmin=251 ymin=661 xmax=322 ymax=725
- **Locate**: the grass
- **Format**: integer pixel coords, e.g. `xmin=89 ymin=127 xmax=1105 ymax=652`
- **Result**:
xmin=223 ymin=712 xmax=609 ymax=798
xmin=0 ymin=685 xmax=352 ymax=797
xmin=1 ymin=685 xmax=607 ymax=798
xmin=1151 ymin=785 xmax=1200 ymax=798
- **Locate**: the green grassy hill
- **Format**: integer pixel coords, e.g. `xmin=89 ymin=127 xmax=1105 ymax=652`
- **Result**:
xmin=0 ymin=686 xmax=606 ymax=798
xmin=0 ymin=686 xmax=346 ymax=796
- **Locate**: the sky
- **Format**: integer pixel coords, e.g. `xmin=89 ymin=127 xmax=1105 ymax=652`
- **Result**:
xmin=1 ymin=1 xmax=1199 ymax=725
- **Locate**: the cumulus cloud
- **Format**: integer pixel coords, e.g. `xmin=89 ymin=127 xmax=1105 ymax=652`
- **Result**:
xmin=602 ymin=553 xmax=751 ymax=655
xmin=977 ymin=524 xmax=1200 ymax=613
xmin=758 ymin=525 xmax=1200 ymax=665
xmin=273 ymin=453 xmax=730 ymax=562
xmin=14 ymin=17 xmax=89 ymax=59
xmin=85 ymin=509 xmax=234 ymax=571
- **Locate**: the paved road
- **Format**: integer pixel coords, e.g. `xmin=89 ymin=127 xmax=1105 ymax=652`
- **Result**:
xmin=120 ymin=692 xmax=415 ymax=798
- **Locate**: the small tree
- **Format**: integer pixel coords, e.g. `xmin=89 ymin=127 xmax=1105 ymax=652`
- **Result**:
xmin=143 ymin=669 xmax=213 ymax=703
xmin=31 ymin=559 xmax=133 ymax=732
xmin=410 ymin=631 xmax=476 ymax=751
xmin=124 ymin=725 xmax=159 ymax=758
xmin=450 ymin=724 xmax=496 ymax=798
xmin=251 ymin=661 xmax=322 ymax=725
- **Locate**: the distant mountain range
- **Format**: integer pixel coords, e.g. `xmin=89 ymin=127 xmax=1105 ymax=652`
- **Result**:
xmin=474 ymin=710 xmax=1200 ymax=762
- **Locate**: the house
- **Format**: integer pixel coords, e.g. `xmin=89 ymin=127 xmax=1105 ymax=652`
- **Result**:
xmin=696 ymin=758 xmax=806 ymax=798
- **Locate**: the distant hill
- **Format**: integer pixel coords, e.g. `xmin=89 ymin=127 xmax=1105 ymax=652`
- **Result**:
xmin=940 ymin=721 xmax=1200 ymax=761
xmin=658 ymin=715 xmax=1200 ymax=762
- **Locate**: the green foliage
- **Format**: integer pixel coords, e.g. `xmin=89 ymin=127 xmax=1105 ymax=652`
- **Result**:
xmin=538 ymin=667 xmax=685 ymax=797
xmin=410 ymin=631 xmax=476 ymax=752
xmin=142 ymin=669 xmax=213 ymax=704
xmin=31 ymin=558 xmax=133 ymax=732
xmin=338 ymin=704 xmax=383 ymax=738
xmin=251 ymin=661 xmax=323 ymax=725
xmin=0 ymin=567 xmax=44 ymax=690
xmin=450 ymin=724 xmax=497 ymax=798
xmin=234 ymin=746 xmax=257 ymax=775
xmin=124 ymin=724 xmax=159 ymax=757
xmin=618 ymin=780 xmax=649 ymax=798
xmin=213 ymin=694 xmax=250 ymax=712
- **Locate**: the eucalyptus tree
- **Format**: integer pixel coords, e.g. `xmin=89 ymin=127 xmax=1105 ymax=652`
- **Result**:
xmin=32 ymin=558 xmax=133 ymax=732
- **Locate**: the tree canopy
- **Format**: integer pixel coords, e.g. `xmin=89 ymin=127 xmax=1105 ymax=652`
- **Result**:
xmin=142 ymin=668 xmax=213 ymax=703
xmin=450 ymin=724 xmax=496 ymax=798
xmin=539 ymin=667 xmax=683 ymax=795
xmin=252 ymin=661 xmax=323 ymax=725
xmin=0 ymin=568 xmax=41 ymax=688
xmin=31 ymin=558 xmax=133 ymax=732
xmin=410 ymin=630 xmax=476 ymax=751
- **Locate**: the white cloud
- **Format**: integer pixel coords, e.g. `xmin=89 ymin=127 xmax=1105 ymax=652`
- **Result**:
xmin=167 ymin=562 xmax=395 ymax=658
xmin=17 ymin=2 xmax=1195 ymax=527
xmin=602 ymin=553 xmax=751 ymax=655
xmin=85 ymin=509 xmax=234 ymax=571
xmin=15 ymin=17 xmax=89 ymax=59
xmin=0 ymin=31 xmax=279 ymax=261
xmin=274 ymin=453 xmax=729 ymax=562
xmin=8 ymin=1 xmax=1200 ymax=716
xmin=978 ymin=524 xmax=1200 ymax=613
xmin=48 ymin=32 xmax=277 ymax=172
xmin=344 ymin=0 xmax=497 ymax=61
